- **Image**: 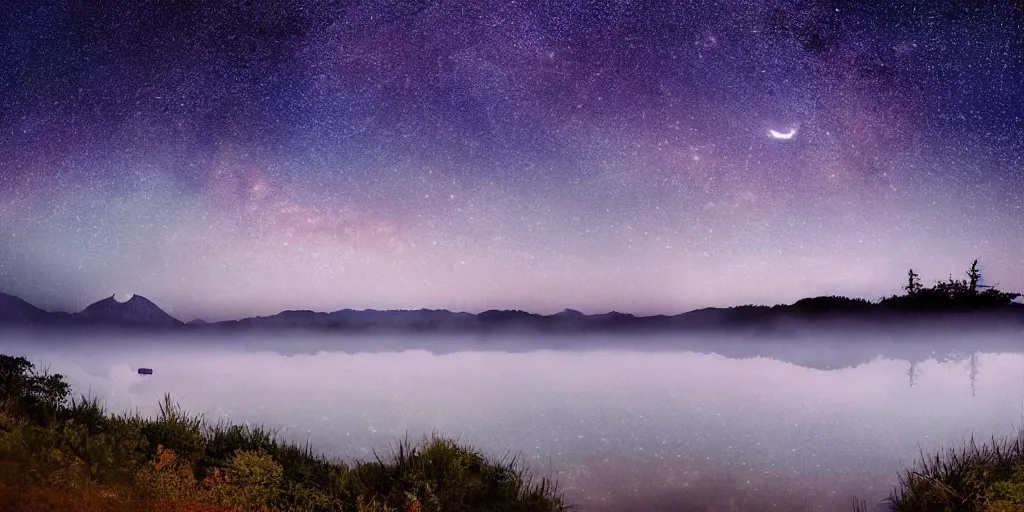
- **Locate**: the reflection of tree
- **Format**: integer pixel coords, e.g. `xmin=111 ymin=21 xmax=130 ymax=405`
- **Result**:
xmin=969 ymin=352 xmax=979 ymax=398
xmin=1019 ymin=355 xmax=1024 ymax=444
xmin=907 ymin=361 xmax=918 ymax=388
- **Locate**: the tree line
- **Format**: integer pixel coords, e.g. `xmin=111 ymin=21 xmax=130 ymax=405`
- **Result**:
xmin=882 ymin=259 xmax=1021 ymax=311
xmin=775 ymin=259 xmax=1021 ymax=315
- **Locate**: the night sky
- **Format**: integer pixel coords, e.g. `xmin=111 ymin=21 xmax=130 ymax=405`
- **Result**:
xmin=1 ymin=0 xmax=1022 ymax=322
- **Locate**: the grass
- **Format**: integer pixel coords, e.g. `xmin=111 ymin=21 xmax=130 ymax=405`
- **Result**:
xmin=854 ymin=434 xmax=1024 ymax=512
xmin=0 ymin=354 xmax=569 ymax=512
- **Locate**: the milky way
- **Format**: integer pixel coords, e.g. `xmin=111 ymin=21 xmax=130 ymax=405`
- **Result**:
xmin=1 ymin=0 xmax=1022 ymax=321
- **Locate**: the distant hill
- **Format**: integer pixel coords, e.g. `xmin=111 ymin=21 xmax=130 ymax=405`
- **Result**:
xmin=75 ymin=294 xmax=182 ymax=327
xmin=214 ymin=308 xmax=477 ymax=331
xmin=0 ymin=292 xmax=52 ymax=324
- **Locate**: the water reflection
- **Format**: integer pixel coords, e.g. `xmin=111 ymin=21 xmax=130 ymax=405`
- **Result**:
xmin=1 ymin=331 xmax=1022 ymax=510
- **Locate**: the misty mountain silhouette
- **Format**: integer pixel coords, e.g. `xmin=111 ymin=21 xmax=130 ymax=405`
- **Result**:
xmin=555 ymin=308 xmax=585 ymax=317
xmin=0 ymin=292 xmax=53 ymax=324
xmin=67 ymin=294 xmax=181 ymax=328
xmin=0 ymin=291 xmax=1021 ymax=333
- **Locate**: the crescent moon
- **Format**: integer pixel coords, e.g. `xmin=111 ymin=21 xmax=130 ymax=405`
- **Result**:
xmin=769 ymin=128 xmax=797 ymax=140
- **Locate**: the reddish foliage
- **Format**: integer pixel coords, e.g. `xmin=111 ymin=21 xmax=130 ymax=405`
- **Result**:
xmin=144 ymin=501 xmax=240 ymax=512
xmin=0 ymin=484 xmax=239 ymax=512
xmin=0 ymin=485 xmax=124 ymax=512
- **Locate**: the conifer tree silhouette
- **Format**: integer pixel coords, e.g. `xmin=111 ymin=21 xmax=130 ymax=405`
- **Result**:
xmin=966 ymin=259 xmax=981 ymax=294
xmin=905 ymin=269 xmax=922 ymax=295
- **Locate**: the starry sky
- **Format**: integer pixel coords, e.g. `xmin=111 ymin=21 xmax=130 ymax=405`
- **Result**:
xmin=1 ymin=0 xmax=1023 ymax=321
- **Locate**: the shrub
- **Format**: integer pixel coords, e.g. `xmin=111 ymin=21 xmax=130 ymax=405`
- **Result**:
xmin=0 ymin=355 xmax=70 ymax=425
xmin=867 ymin=435 xmax=1024 ymax=511
xmin=135 ymin=445 xmax=206 ymax=503
xmin=214 ymin=450 xmax=284 ymax=510
xmin=137 ymin=395 xmax=207 ymax=466
xmin=340 ymin=436 xmax=566 ymax=512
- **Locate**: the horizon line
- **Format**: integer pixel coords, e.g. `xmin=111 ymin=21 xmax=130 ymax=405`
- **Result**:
xmin=5 ymin=287 xmax=1023 ymax=325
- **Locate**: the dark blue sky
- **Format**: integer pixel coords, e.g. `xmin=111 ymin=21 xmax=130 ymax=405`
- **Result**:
xmin=1 ymin=0 xmax=1022 ymax=321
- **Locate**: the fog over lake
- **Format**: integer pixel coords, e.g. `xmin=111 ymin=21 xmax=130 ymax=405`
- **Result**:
xmin=3 ymin=329 xmax=1024 ymax=511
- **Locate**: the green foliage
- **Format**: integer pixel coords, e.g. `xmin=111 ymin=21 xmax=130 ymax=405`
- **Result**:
xmin=202 ymin=422 xmax=343 ymax=508
xmin=137 ymin=394 xmax=207 ymax=465
xmin=274 ymin=443 xmax=339 ymax=493
xmin=0 ymin=421 xmax=62 ymax=486
xmin=216 ymin=450 xmax=284 ymax=509
xmin=340 ymin=435 xmax=566 ymax=512
xmin=134 ymin=445 xmax=205 ymax=502
xmin=204 ymin=422 xmax=277 ymax=465
xmin=60 ymin=396 xmax=108 ymax=436
xmin=0 ymin=355 xmax=70 ymax=425
xmin=986 ymin=466 xmax=1024 ymax=505
xmin=868 ymin=435 xmax=1024 ymax=511
xmin=0 ymin=353 xmax=569 ymax=512
xmin=355 ymin=496 xmax=400 ymax=512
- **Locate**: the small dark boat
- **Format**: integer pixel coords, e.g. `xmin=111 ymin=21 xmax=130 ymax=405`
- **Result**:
xmin=138 ymin=368 xmax=153 ymax=375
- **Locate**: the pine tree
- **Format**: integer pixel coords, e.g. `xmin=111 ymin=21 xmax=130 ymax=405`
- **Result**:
xmin=904 ymin=269 xmax=922 ymax=295
xmin=966 ymin=259 xmax=981 ymax=294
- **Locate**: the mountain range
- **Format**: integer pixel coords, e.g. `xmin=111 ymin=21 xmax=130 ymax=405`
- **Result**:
xmin=1 ymin=291 xmax=1023 ymax=333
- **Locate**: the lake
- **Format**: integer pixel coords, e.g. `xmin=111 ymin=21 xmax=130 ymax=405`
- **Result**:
xmin=2 ymin=328 xmax=1023 ymax=511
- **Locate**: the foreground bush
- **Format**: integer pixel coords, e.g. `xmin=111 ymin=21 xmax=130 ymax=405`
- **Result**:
xmin=0 ymin=354 xmax=568 ymax=512
xmin=856 ymin=435 xmax=1024 ymax=512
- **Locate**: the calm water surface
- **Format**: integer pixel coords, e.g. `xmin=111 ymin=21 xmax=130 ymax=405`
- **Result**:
xmin=3 ymin=331 xmax=1023 ymax=511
